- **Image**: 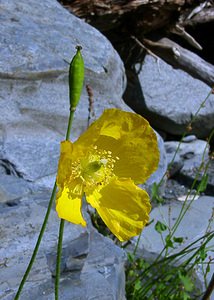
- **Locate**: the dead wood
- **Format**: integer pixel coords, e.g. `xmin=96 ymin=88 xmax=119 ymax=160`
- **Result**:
xmin=59 ymin=0 xmax=214 ymax=85
xmin=182 ymin=7 xmax=214 ymax=25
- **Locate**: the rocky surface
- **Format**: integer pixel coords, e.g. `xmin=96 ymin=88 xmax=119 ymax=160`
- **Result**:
xmin=0 ymin=180 xmax=126 ymax=300
xmin=124 ymin=55 xmax=214 ymax=138
xmin=0 ymin=0 xmax=128 ymax=299
xmin=165 ymin=136 xmax=210 ymax=173
xmin=0 ymin=0 xmax=213 ymax=299
xmin=165 ymin=136 xmax=214 ymax=195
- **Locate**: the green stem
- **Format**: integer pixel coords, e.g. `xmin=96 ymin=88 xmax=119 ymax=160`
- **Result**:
xmin=133 ymin=231 xmax=142 ymax=256
xmin=55 ymin=219 xmax=65 ymax=300
xmin=14 ymin=182 xmax=57 ymax=300
xmin=15 ymin=107 xmax=76 ymax=300
xmin=66 ymin=107 xmax=75 ymax=141
xmin=55 ymin=107 xmax=75 ymax=300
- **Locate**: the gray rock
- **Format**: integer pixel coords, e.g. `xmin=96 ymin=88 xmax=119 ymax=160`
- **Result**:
xmin=0 ymin=0 xmax=125 ymax=82
xmin=163 ymin=179 xmax=194 ymax=202
xmin=165 ymin=138 xmax=209 ymax=175
xmin=124 ymin=55 xmax=214 ymax=138
xmin=2 ymin=121 xmax=62 ymax=181
xmin=0 ymin=191 xmax=126 ymax=300
xmin=182 ymin=135 xmax=197 ymax=142
xmin=80 ymin=230 xmax=126 ymax=300
xmin=179 ymin=157 xmax=214 ymax=196
xmin=0 ymin=174 xmax=31 ymax=204
xmin=165 ymin=138 xmax=214 ymax=194
xmin=0 ymin=0 xmax=128 ymax=182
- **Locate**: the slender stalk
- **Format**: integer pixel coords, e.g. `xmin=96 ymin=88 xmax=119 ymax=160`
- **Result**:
xmin=15 ymin=108 xmax=76 ymax=300
xmin=133 ymin=231 xmax=142 ymax=256
xmin=65 ymin=107 xmax=75 ymax=141
xmin=55 ymin=107 xmax=75 ymax=300
xmin=55 ymin=219 xmax=65 ymax=300
xmin=14 ymin=182 xmax=57 ymax=300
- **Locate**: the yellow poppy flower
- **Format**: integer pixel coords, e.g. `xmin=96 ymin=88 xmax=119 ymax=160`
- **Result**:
xmin=56 ymin=109 xmax=159 ymax=241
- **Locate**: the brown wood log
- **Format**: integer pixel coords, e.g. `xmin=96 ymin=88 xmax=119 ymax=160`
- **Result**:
xmin=60 ymin=0 xmax=206 ymax=33
xmin=59 ymin=0 xmax=214 ymax=84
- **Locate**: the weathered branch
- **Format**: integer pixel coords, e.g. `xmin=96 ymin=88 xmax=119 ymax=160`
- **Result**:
xmin=143 ymin=37 xmax=214 ymax=87
xmin=169 ymin=24 xmax=202 ymax=50
xmin=183 ymin=7 xmax=214 ymax=26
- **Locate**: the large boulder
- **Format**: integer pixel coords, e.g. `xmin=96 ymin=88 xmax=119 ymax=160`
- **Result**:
xmin=0 ymin=0 xmax=128 ymax=182
xmin=165 ymin=136 xmax=214 ymax=195
xmin=0 ymin=0 xmax=128 ymax=299
xmin=124 ymin=55 xmax=214 ymax=138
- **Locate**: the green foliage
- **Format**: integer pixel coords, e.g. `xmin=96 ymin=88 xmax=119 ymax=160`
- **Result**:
xmin=197 ymin=174 xmax=209 ymax=193
xmin=165 ymin=235 xmax=175 ymax=249
xmin=178 ymin=270 xmax=194 ymax=292
xmin=151 ymin=182 xmax=164 ymax=204
xmin=125 ymin=231 xmax=213 ymax=299
xmin=155 ymin=221 xmax=167 ymax=233
xmin=173 ymin=237 xmax=184 ymax=244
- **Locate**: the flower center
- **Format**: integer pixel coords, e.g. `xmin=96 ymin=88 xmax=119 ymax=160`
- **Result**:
xmin=69 ymin=145 xmax=119 ymax=194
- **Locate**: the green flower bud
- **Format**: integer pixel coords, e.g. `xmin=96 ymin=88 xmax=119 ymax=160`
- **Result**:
xmin=69 ymin=46 xmax=84 ymax=109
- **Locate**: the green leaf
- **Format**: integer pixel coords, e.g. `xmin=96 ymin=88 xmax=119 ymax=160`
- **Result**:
xmin=198 ymin=174 xmax=209 ymax=193
xmin=127 ymin=252 xmax=135 ymax=263
xmin=134 ymin=279 xmax=141 ymax=291
xmin=155 ymin=221 xmax=168 ymax=233
xmin=165 ymin=235 xmax=174 ymax=248
xmin=178 ymin=271 xmax=194 ymax=292
xmin=180 ymin=291 xmax=191 ymax=300
xmin=151 ymin=182 xmax=158 ymax=199
xmin=128 ymin=270 xmax=135 ymax=277
xmin=199 ymin=246 xmax=207 ymax=261
xmin=151 ymin=183 xmax=164 ymax=203
xmin=173 ymin=236 xmax=184 ymax=244
xmin=205 ymin=263 xmax=210 ymax=274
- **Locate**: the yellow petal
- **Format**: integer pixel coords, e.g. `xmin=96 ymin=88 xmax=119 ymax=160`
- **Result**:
xmin=74 ymin=109 xmax=159 ymax=184
xmin=86 ymin=178 xmax=151 ymax=241
xmin=112 ymin=126 xmax=159 ymax=184
xmin=56 ymin=187 xmax=86 ymax=226
xmin=56 ymin=141 xmax=74 ymax=187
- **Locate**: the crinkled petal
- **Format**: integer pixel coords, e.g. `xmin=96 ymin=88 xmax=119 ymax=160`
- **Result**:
xmin=74 ymin=109 xmax=159 ymax=184
xmin=56 ymin=186 xmax=86 ymax=226
xmin=86 ymin=178 xmax=151 ymax=241
xmin=56 ymin=141 xmax=86 ymax=226
xmin=57 ymin=141 xmax=74 ymax=187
